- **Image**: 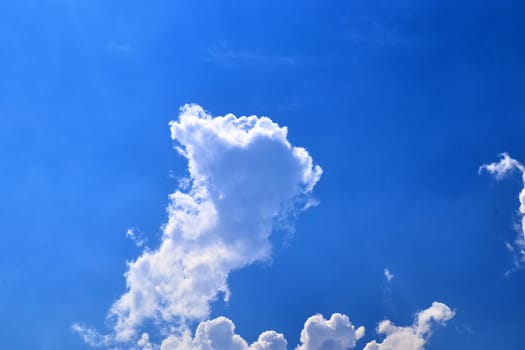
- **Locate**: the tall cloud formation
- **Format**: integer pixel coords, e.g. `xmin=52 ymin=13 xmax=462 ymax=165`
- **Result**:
xmin=363 ymin=302 xmax=455 ymax=350
xmin=480 ymin=153 xmax=525 ymax=264
xmin=75 ymin=104 xmax=454 ymax=349
xmin=75 ymin=104 xmax=323 ymax=344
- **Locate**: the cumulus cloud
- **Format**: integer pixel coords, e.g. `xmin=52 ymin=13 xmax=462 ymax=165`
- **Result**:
xmin=159 ymin=316 xmax=287 ymax=350
xmin=297 ymin=313 xmax=365 ymax=350
xmin=158 ymin=313 xmax=366 ymax=350
xmin=363 ymin=302 xmax=455 ymax=350
xmin=157 ymin=304 xmax=453 ymax=350
xmin=158 ymin=304 xmax=454 ymax=350
xmin=75 ymin=104 xmax=454 ymax=350
xmin=75 ymin=104 xmax=322 ymax=345
xmin=480 ymin=153 xmax=525 ymax=265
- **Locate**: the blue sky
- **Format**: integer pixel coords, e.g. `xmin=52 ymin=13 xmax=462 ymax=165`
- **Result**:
xmin=1 ymin=1 xmax=525 ymax=349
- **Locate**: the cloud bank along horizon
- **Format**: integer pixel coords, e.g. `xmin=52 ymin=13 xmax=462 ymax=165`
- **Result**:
xmin=74 ymin=104 xmax=454 ymax=349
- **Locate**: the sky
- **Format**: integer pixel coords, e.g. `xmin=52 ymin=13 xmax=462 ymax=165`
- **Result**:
xmin=1 ymin=0 xmax=525 ymax=349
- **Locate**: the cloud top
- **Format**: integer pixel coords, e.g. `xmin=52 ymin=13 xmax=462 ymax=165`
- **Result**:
xmin=297 ymin=313 xmax=365 ymax=350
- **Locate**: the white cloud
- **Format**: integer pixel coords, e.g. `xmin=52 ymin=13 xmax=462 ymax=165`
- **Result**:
xmin=363 ymin=302 xmax=455 ymax=350
xmin=126 ymin=228 xmax=147 ymax=248
xmin=159 ymin=313 xmax=364 ymax=350
xmin=74 ymin=104 xmax=454 ymax=350
xmin=71 ymin=323 xmax=111 ymax=348
xmin=251 ymin=331 xmax=288 ymax=350
xmin=159 ymin=316 xmax=287 ymax=350
xmin=137 ymin=333 xmax=154 ymax=350
xmin=157 ymin=305 xmax=454 ymax=350
xmin=383 ymin=269 xmax=394 ymax=282
xmin=479 ymin=153 xmax=524 ymax=179
xmin=480 ymin=153 xmax=525 ymax=265
xmin=297 ymin=313 xmax=365 ymax=350
xmin=75 ymin=104 xmax=322 ymax=345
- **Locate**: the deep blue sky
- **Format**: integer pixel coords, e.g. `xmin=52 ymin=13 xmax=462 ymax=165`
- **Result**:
xmin=1 ymin=1 xmax=525 ymax=349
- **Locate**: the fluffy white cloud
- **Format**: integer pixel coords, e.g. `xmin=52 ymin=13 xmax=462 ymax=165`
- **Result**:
xmin=251 ymin=331 xmax=288 ymax=350
xmin=159 ymin=316 xmax=288 ymax=350
xmin=480 ymin=153 xmax=525 ymax=263
xmin=363 ymin=302 xmax=455 ymax=350
xmin=159 ymin=313 xmax=365 ymax=350
xmin=75 ymin=104 xmax=322 ymax=345
xmin=297 ymin=313 xmax=365 ymax=350
xmin=74 ymin=104 xmax=454 ymax=350
xmin=158 ymin=304 xmax=454 ymax=350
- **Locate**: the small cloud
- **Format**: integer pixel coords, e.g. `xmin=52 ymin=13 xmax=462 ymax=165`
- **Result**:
xmin=71 ymin=323 xmax=111 ymax=348
xmin=481 ymin=153 xmax=525 ymax=268
xmin=479 ymin=152 xmax=524 ymax=178
xmin=160 ymin=316 xmax=287 ymax=350
xmin=205 ymin=42 xmax=298 ymax=66
xmin=297 ymin=313 xmax=365 ymax=350
xmin=137 ymin=333 xmax=154 ymax=350
xmin=125 ymin=228 xmax=146 ymax=248
xmin=363 ymin=302 xmax=455 ymax=350
xmin=384 ymin=268 xmax=394 ymax=282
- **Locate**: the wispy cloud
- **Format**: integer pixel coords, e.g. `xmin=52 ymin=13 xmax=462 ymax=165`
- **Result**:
xmin=480 ymin=153 xmax=525 ymax=270
xmin=364 ymin=302 xmax=455 ymax=350
xmin=205 ymin=43 xmax=298 ymax=66
xmin=126 ymin=228 xmax=147 ymax=248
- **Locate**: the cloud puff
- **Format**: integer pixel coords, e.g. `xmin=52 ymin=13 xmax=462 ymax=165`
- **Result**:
xmin=75 ymin=104 xmax=322 ymax=344
xmin=159 ymin=313 xmax=366 ymax=350
xmin=158 ymin=304 xmax=453 ymax=350
xmin=297 ymin=313 xmax=365 ymax=350
xmin=74 ymin=104 xmax=454 ymax=350
xmin=160 ymin=316 xmax=288 ymax=350
xmin=480 ymin=153 xmax=525 ymax=264
xmin=363 ymin=302 xmax=455 ymax=350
